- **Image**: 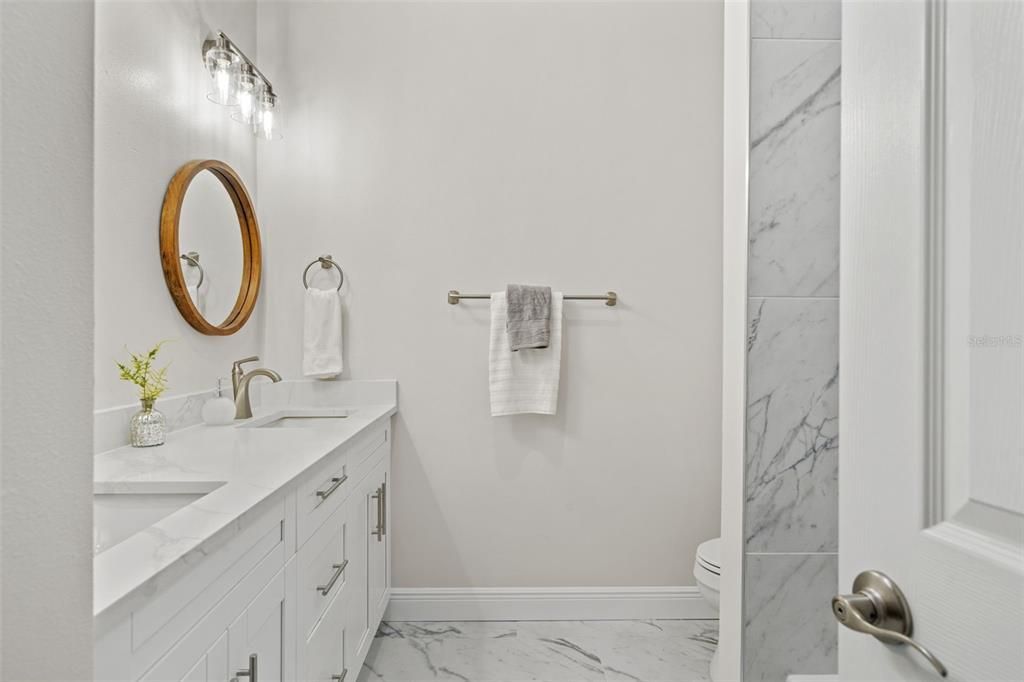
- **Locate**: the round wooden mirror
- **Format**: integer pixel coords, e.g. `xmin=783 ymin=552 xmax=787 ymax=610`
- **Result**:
xmin=160 ymin=160 xmax=261 ymax=335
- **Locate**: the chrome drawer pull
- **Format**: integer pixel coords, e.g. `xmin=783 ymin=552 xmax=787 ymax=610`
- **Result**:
xmin=316 ymin=473 xmax=348 ymax=501
xmin=331 ymin=671 xmax=347 ymax=682
xmin=317 ymin=559 xmax=349 ymax=596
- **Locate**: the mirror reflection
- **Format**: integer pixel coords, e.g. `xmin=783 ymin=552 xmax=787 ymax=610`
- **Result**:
xmin=176 ymin=169 xmax=244 ymax=325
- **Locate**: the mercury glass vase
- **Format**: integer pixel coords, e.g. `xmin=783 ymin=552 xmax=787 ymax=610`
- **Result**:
xmin=130 ymin=398 xmax=166 ymax=447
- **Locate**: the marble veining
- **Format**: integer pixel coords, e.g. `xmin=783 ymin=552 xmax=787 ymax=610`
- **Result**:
xmin=745 ymin=3 xmax=841 ymax=679
xmin=358 ymin=620 xmax=718 ymax=682
xmin=748 ymin=40 xmax=840 ymax=298
xmin=745 ymin=298 xmax=838 ymax=553
xmin=751 ymin=0 xmax=841 ymax=40
xmin=743 ymin=555 xmax=837 ymax=681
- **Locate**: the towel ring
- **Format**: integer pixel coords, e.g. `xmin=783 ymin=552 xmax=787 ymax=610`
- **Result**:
xmin=180 ymin=251 xmax=205 ymax=289
xmin=303 ymin=254 xmax=344 ymax=291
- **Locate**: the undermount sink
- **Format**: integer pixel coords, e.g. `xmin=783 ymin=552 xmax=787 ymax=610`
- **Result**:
xmin=243 ymin=409 xmax=354 ymax=429
xmin=93 ymin=491 xmax=207 ymax=555
xmin=256 ymin=416 xmax=349 ymax=428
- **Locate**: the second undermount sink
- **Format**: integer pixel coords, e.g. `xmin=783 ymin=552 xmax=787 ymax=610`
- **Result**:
xmin=93 ymin=491 xmax=207 ymax=555
xmin=243 ymin=409 xmax=355 ymax=429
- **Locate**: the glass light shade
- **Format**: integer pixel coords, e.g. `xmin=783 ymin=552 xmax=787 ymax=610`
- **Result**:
xmin=232 ymin=66 xmax=258 ymax=124
xmin=257 ymin=90 xmax=280 ymax=140
xmin=204 ymin=43 xmax=239 ymax=106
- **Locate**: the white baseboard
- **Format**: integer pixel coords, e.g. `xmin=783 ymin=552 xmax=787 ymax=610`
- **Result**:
xmin=385 ymin=586 xmax=717 ymax=622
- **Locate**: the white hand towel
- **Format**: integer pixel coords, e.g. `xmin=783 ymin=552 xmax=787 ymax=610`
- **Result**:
xmin=489 ymin=291 xmax=563 ymax=416
xmin=303 ymin=288 xmax=343 ymax=378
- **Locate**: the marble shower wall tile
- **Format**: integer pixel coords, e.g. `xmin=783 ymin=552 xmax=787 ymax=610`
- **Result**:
xmin=751 ymin=0 xmax=841 ymax=40
xmin=748 ymin=40 xmax=840 ymax=298
xmin=744 ymin=554 xmax=838 ymax=681
xmin=745 ymin=298 xmax=838 ymax=553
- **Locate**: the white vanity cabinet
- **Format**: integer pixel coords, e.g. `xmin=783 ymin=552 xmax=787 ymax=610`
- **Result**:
xmin=138 ymin=563 xmax=287 ymax=682
xmin=131 ymin=539 xmax=289 ymax=682
xmin=96 ymin=421 xmax=392 ymax=682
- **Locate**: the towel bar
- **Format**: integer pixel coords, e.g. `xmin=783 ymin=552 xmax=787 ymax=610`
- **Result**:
xmin=447 ymin=290 xmax=617 ymax=306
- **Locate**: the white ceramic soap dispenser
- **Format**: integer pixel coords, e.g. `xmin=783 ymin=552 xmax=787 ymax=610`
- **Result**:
xmin=202 ymin=378 xmax=236 ymax=425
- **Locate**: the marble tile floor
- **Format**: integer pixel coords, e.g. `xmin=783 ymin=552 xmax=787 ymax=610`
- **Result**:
xmin=357 ymin=620 xmax=718 ymax=682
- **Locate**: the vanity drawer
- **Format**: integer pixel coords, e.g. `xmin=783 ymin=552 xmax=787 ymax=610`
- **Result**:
xmin=300 ymin=587 xmax=353 ymax=682
xmin=298 ymin=497 xmax=352 ymax=639
xmin=297 ymin=425 xmax=387 ymax=546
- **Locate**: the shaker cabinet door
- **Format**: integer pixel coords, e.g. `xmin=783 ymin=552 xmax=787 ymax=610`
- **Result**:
xmin=138 ymin=563 xmax=286 ymax=682
xmin=366 ymin=458 xmax=390 ymax=626
xmin=228 ymin=567 xmax=287 ymax=682
xmin=139 ymin=631 xmax=229 ymax=682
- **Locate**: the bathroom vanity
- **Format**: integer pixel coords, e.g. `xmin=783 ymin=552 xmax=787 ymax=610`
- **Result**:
xmin=94 ymin=381 xmax=397 ymax=682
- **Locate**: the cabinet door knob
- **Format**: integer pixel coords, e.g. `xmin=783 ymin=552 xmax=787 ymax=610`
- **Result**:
xmin=331 ymin=670 xmax=348 ymax=682
xmin=832 ymin=570 xmax=947 ymax=678
xmin=236 ymin=653 xmax=258 ymax=682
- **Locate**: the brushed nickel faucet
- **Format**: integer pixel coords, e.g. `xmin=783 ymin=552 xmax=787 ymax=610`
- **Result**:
xmin=231 ymin=356 xmax=282 ymax=419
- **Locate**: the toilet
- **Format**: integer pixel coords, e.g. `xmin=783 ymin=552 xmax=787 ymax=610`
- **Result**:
xmin=693 ymin=537 xmax=721 ymax=681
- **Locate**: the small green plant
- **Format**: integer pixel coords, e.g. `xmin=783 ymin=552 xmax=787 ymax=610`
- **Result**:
xmin=116 ymin=341 xmax=170 ymax=403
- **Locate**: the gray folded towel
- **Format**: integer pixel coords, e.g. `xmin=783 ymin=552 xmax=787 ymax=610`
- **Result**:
xmin=505 ymin=284 xmax=552 ymax=351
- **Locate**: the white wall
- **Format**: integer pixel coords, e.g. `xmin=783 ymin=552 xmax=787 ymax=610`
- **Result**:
xmin=1 ymin=1 xmax=95 ymax=678
xmin=259 ymin=1 xmax=724 ymax=588
xmin=93 ymin=0 xmax=263 ymax=411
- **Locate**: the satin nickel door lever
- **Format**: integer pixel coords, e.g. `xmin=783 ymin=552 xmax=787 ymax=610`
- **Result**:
xmin=832 ymin=570 xmax=948 ymax=678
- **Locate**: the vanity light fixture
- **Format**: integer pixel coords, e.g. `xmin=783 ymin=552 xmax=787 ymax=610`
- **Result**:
xmin=203 ymin=31 xmax=280 ymax=140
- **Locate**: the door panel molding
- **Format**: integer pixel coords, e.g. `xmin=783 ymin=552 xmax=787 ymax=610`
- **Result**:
xmin=924 ymin=0 xmax=948 ymax=528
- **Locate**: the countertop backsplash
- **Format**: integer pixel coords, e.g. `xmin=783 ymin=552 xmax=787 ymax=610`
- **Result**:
xmin=94 ymin=379 xmax=400 ymax=454
xmin=93 ymin=389 xmax=217 ymax=454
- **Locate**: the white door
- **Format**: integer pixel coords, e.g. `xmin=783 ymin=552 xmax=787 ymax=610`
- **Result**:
xmin=841 ymin=1 xmax=1024 ymax=680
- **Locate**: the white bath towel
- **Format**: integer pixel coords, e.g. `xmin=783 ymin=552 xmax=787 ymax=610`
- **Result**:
xmin=303 ymin=288 xmax=343 ymax=378
xmin=489 ymin=291 xmax=563 ymax=416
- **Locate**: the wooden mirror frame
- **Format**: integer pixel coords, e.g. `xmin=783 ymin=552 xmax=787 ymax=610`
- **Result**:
xmin=160 ymin=160 xmax=262 ymax=336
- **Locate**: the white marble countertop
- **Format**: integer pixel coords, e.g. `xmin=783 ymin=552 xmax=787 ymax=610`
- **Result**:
xmin=93 ymin=380 xmax=397 ymax=620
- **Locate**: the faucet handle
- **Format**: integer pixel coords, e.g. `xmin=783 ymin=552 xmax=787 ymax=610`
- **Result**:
xmin=231 ymin=356 xmax=260 ymax=397
xmin=233 ymin=356 xmax=260 ymax=371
